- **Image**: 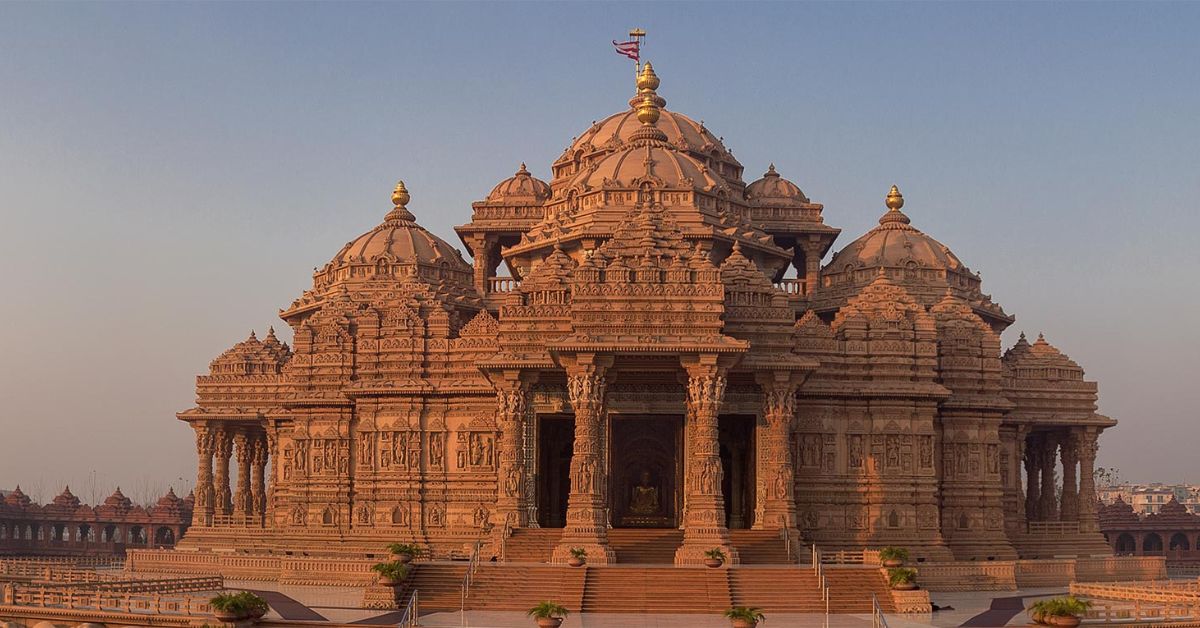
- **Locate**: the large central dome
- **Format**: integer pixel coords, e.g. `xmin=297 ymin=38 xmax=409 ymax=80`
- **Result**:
xmin=550 ymin=63 xmax=744 ymax=189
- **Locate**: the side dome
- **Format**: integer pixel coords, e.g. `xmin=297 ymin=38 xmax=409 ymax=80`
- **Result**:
xmin=817 ymin=186 xmax=1012 ymax=329
xmin=487 ymin=163 xmax=550 ymax=203
xmin=745 ymin=164 xmax=809 ymax=206
xmin=317 ymin=181 xmax=473 ymax=289
xmin=551 ymin=62 xmax=743 ymax=186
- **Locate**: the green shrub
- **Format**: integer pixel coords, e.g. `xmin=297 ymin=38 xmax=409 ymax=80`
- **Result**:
xmin=527 ymin=601 xmax=570 ymax=619
xmin=210 ymin=591 xmax=268 ymax=618
xmin=724 ymin=606 xmax=766 ymax=622
xmin=1029 ymin=596 xmax=1092 ymax=618
xmin=887 ymin=567 xmax=917 ymax=587
xmin=568 ymin=547 xmax=587 ymax=559
xmin=704 ymin=548 xmax=727 ymax=561
xmin=878 ymin=547 xmax=909 ymax=562
xmin=385 ymin=542 xmax=422 ymax=557
xmin=371 ymin=561 xmax=411 ymax=582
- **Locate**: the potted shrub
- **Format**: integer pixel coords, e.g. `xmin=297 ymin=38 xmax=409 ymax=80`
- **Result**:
xmin=386 ymin=542 xmax=422 ymax=564
xmin=527 ymin=601 xmax=570 ymax=628
xmin=879 ymin=546 xmax=909 ymax=568
xmin=724 ymin=606 xmax=766 ymax=628
xmin=210 ymin=591 xmax=269 ymax=622
xmin=371 ymin=561 xmax=411 ymax=586
xmin=1028 ymin=596 xmax=1092 ymax=627
xmin=704 ymin=548 xmax=727 ymax=568
xmin=887 ymin=567 xmax=918 ymax=591
xmin=567 ymin=547 xmax=587 ymax=567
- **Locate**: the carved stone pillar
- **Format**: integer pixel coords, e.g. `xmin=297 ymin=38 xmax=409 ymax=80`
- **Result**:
xmin=1038 ymin=433 xmax=1059 ymax=521
xmin=802 ymin=242 xmax=823 ymax=296
xmin=193 ymin=424 xmax=215 ymax=527
xmin=1012 ymin=425 xmax=1029 ymax=533
xmin=212 ymin=427 xmax=234 ymax=518
xmin=494 ymin=377 xmax=531 ymax=528
xmin=552 ymin=356 xmax=614 ymax=564
xmin=522 ymin=406 xmax=539 ymax=527
xmin=1024 ymin=432 xmax=1041 ymax=523
xmin=232 ymin=430 xmax=253 ymax=520
xmin=1059 ymin=432 xmax=1079 ymax=523
xmin=472 ymin=236 xmax=492 ymax=296
xmin=755 ymin=375 xmax=799 ymax=532
xmin=250 ymin=432 xmax=268 ymax=524
xmin=676 ymin=359 xmax=736 ymax=565
xmin=265 ymin=425 xmax=278 ymax=524
xmin=1077 ymin=428 xmax=1100 ymax=532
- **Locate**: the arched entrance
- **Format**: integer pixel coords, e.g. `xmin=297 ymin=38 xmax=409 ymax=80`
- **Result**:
xmin=1115 ymin=533 xmax=1136 ymax=554
xmin=154 ymin=527 xmax=176 ymax=546
xmin=1170 ymin=533 xmax=1190 ymax=551
xmin=1143 ymin=533 xmax=1164 ymax=554
xmin=610 ymin=415 xmax=682 ymax=528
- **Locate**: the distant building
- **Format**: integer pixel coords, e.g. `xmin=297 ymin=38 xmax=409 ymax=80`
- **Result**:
xmin=1099 ymin=483 xmax=1200 ymax=515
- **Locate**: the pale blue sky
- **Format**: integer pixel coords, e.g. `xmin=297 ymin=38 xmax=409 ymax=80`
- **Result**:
xmin=1 ymin=2 xmax=1197 ymax=501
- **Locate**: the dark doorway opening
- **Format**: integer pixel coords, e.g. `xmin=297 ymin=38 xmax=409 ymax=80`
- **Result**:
xmin=719 ymin=414 xmax=756 ymax=529
xmin=537 ymin=415 xmax=575 ymax=528
xmin=610 ymin=415 xmax=682 ymax=528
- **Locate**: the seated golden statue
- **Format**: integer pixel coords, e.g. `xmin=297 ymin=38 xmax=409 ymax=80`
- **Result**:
xmin=629 ymin=470 xmax=660 ymax=515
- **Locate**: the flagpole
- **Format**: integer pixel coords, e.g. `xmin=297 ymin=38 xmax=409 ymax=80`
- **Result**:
xmin=630 ymin=28 xmax=646 ymax=76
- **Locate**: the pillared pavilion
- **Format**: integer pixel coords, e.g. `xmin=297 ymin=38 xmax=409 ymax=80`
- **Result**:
xmin=171 ymin=62 xmax=1114 ymax=565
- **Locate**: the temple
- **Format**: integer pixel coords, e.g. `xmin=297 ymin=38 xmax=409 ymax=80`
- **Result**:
xmin=165 ymin=62 xmax=1115 ymax=567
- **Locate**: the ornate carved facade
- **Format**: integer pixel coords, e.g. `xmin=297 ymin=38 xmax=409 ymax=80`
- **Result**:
xmin=173 ymin=63 xmax=1115 ymax=563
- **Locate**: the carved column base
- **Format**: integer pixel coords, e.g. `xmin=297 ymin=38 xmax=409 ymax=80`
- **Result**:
xmin=674 ymin=527 xmax=738 ymax=566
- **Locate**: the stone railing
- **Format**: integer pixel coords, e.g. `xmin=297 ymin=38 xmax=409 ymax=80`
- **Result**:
xmin=1083 ymin=601 xmax=1200 ymax=624
xmin=1071 ymin=580 xmax=1200 ymax=603
xmin=488 ymin=276 xmax=519 ymax=293
xmin=1027 ymin=521 xmax=1081 ymax=535
xmin=28 ymin=576 xmax=224 ymax=595
xmin=819 ymin=549 xmax=866 ymax=564
xmin=127 ymin=549 xmax=375 ymax=586
xmin=773 ymin=279 xmax=807 ymax=296
xmin=1076 ymin=555 xmax=1168 ymax=582
xmin=915 ymin=556 xmax=1168 ymax=592
xmin=5 ymin=584 xmax=214 ymax=617
xmin=916 ymin=561 xmax=1018 ymax=591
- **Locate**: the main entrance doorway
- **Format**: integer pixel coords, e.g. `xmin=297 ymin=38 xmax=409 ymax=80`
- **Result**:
xmin=610 ymin=415 xmax=682 ymax=528
xmin=536 ymin=415 xmax=574 ymax=528
xmin=720 ymin=414 xmax=756 ymax=529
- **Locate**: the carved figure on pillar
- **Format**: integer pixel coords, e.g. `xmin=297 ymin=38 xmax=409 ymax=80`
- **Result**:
xmin=233 ymin=430 xmax=253 ymax=520
xmin=212 ymin=427 xmax=234 ymax=518
xmin=755 ymin=373 xmax=801 ymax=533
xmin=1076 ymin=428 xmax=1100 ymax=532
xmin=676 ymin=358 xmax=737 ymax=565
xmin=193 ymin=424 xmax=215 ymax=526
xmin=552 ymin=355 xmax=615 ymax=564
xmin=491 ymin=374 xmax=534 ymax=527
xmin=250 ymin=432 xmax=268 ymax=524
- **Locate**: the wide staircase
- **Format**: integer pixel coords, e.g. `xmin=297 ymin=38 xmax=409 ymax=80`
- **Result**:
xmin=503 ymin=528 xmax=562 ymax=563
xmin=729 ymin=567 xmax=894 ymax=613
xmin=729 ymin=529 xmax=794 ymax=564
xmin=403 ymin=561 xmax=893 ymax=615
xmin=608 ymin=529 xmax=684 ymax=564
xmin=582 ymin=566 xmax=731 ymax=613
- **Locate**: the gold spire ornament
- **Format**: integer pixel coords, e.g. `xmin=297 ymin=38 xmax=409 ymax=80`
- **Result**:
xmin=885 ymin=184 xmax=904 ymax=211
xmin=392 ymin=180 xmax=411 ymax=207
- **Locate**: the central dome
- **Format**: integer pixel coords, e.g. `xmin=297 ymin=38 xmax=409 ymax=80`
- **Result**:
xmin=567 ymin=141 xmax=726 ymax=193
xmin=551 ymin=62 xmax=743 ymax=187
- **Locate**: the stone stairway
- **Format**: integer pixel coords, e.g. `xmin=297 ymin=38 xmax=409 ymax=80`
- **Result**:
xmin=729 ymin=529 xmax=794 ymax=564
xmin=402 ymin=562 xmax=893 ymax=615
xmin=729 ymin=567 xmax=894 ymax=613
xmin=503 ymin=528 xmax=562 ymax=562
xmin=581 ymin=566 xmax=731 ymax=613
xmin=608 ymin=528 xmax=684 ymax=564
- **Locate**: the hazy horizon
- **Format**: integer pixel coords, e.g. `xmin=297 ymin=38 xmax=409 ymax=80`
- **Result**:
xmin=1 ymin=2 xmax=1197 ymax=499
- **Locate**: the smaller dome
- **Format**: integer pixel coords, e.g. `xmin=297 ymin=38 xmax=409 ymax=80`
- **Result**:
xmin=156 ymin=487 xmax=182 ymax=508
xmin=5 ymin=485 xmax=31 ymax=507
xmin=210 ymin=330 xmax=290 ymax=376
xmin=745 ymin=164 xmax=809 ymax=206
xmin=52 ymin=486 xmax=81 ymax=509
xmin=330 ymin=181 xmax=470 ymax=273
xmin=103 ymin=487 xmax=133 ymax=510
xmin=486 ymin=163 xmax=550 ymax=203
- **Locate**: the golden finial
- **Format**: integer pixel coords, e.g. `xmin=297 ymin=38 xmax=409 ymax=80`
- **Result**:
xmin=885 ymin=184 xmax=904 ymax=211
xmin=637 ymin=94 xmax=661 ymax=125
xmin=637 ymin=61 xmax=660 ymax=92
xmin=392 ymin=180 xmax=410 ymax=207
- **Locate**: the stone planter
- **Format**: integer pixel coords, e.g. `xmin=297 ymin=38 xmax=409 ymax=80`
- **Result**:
xmin=891 ymin=581 xmax=918 ymax=591
xmin=730 ymin=620 xmax=758 ymax=628
xmin=392 ymin=553 xmax=414 ymax=564
xmin=882 ymin=558 xmax=904 ymax=568
xmin=567 ymin=557 xmax=586 ymax=567
xmin=213 ymin=611 xmax=241 ymax=623
xmin=1046 ymin=616 xmax=1081 ymax=628
xmin=535 ymin=618 xmax=563 ymax=628
xmin=377 ymin=576 xmax=399 ymax=587
xmin=704 ymin=558 xmax=724 ymax=568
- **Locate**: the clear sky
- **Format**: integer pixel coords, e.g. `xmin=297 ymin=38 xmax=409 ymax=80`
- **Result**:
xmin=1 ymin=2 xmax=1197 ymax=503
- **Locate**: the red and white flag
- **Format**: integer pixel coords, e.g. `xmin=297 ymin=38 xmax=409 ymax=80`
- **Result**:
xmin=612 ymin=39 xmax=640 ymax=62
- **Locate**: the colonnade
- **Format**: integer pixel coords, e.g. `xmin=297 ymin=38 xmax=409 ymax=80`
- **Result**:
xmin=193 ymin=423 xmax=271 ymax=527
xmin=1022 ymin=426 xmax=1100 ymax=532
